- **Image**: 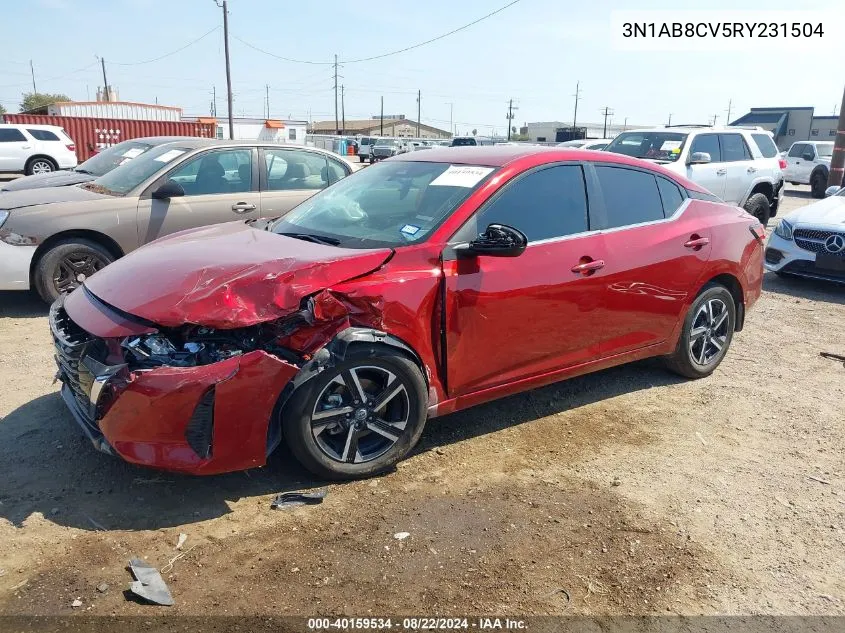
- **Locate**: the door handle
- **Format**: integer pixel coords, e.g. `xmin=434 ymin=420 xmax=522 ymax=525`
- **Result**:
xmin=231 ymin=202 xmax=256 ymax=213
xmin=21 ymin=145 xmax=31 ymax=149
xmin=571 ymin=259 xmax=605 ymax=275
xmin=747 ymin=166 xmax=757 ymax=173
xmin=716 ymin=168 xmax=727 ymax=176
xmin=684 ymin=236 xmax=710 ymax=249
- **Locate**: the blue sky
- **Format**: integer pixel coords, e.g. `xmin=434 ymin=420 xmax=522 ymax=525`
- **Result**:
xmin=1 ymin=0 xmax=841 ymax=134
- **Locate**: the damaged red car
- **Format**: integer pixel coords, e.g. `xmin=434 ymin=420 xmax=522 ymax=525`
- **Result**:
xmin=50 ymin=146 xmax=764 ymax=479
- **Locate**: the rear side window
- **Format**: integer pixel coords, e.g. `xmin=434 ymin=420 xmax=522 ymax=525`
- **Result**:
xmin=472 ymin=165 xmax=588 ymax=242
xmin=27 ymin=128 xmax=61 ymax=141
xmin=0 ymin=128 xmax=26 ymax=142
xmin=719 ymin=134 xmax=752 ymax=162
xmin=656 ymin=177 xmax=686 ymax=216
xmin=751 ymin=133 xmax=778 ymax=158
xmin=689 ymin=134 xmax=722 ymax=162
xmin=595 ymin=166 xmax=664 ymax=228
xmin=787 ymin=143 xmax=806 ymax=158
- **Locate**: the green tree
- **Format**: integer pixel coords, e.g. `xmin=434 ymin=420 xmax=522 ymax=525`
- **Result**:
xmin=0 ymin=103 xmax=6 ymax=115
xmin=20 ymin=92 xmax=71 ymax=112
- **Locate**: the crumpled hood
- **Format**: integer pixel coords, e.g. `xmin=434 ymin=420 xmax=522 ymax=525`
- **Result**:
xmin=784 ymin=194 xmax=845 ymax=228
xmin=0 ymin=170 xmax=94 ymax=193
xmin=83 ymin=221 xmax=393 ymax=328
xmin=0 ymin=182 xmax=109 ymax=209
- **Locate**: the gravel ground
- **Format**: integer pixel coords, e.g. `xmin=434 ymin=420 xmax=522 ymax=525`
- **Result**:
xmin=0 ymin=185 xmax=842 ymax=616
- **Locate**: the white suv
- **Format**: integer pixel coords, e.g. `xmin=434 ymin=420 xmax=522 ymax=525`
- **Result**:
xmin=783 ymin=141 xmax=833 ymax=198
xmin=605 ymin=126 xmax=785 ymax=225
xmin=0 ymin=124 xmax=78 ymax=175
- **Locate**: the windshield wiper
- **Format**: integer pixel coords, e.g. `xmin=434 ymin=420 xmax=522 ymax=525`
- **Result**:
xmin=73 ymin=168 xmax=94 ymax=175
xmin=278 ymin=232 xmax=341 ymax=246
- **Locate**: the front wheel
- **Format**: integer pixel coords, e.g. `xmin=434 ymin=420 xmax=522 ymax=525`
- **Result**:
xmin=282 ymin=345 xmax=428 ymax=480
xmin=665 ymin=284 xmax=736 ymax=379
xmin=743 ymin=192 xmax=771 ymax=227
xmin=34 ymin=239 xmax=114 ymax=303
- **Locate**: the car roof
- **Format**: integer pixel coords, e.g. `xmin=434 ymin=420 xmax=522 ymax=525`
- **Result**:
xmin=0 ymin=123 xmax=65 ymax=130
xmin=620 ymin=126 xmax=767 ymax=134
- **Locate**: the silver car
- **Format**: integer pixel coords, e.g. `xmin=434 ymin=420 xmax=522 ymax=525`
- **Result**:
xmin=0 ymin=139 xmax=353 ymax=302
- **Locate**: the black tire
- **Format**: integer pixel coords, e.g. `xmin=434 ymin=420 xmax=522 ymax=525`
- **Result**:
xmin=25 ymin=156 xmax=57 ymax=176
xmin=34 ymin=239 xmax=115 ymax=303
xmin=743 ymin=192 xmax=771 ymax=226
xmin=810 ymin=171 xmax=827 ymax=198
xmin=282 ymin=345 xmax=428 ymax=480
xmin=359 ymin=155 xmax=365 ymax=163
xmin=664 ymin=283 xmax=736 ymax=379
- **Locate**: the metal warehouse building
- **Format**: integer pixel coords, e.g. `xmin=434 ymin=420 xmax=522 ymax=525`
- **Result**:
xmin=730 ymin=106 xmax=839 ymax=150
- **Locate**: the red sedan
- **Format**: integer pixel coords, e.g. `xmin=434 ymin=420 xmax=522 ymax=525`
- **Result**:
xmin=51 ymin=146 xmax=765 ymax=479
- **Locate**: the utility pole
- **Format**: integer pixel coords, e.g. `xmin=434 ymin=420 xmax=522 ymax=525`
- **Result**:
xmin=623 ymin=117 xmax=628 ymax=131
xmin=380 ymin=96 xmax=384 ymax=136
xmin=600 ymin=107 xmax=614 ymax=138
xmin=211 ymin=85 xmax=217 ymax=116
xmin=827 ymin=83 xmax=845 ymax=188
xmin=215 ymin=0 xmax=234 ymax=140
xmin=29 ymin=60 xmax=37 ymax=94
xmin=416 ymin=90 xmax=421 ymax=137
xmin=667 ymin=113 xmax=672 ymax=126
xmin=341 ymin=85 xmax=345 ymax=134
xmin=506 ymin=99 xmax=518 ymax=141
xmin=265 ymin=84 xmax=269 ymax=118
xmin=572 ymin=80 xmax=581 ymax=134
xmin=712 ymin=114 xmax=719 ymax=126
xmin=726 ymin=99 xmax=732 ymax=125
xmin=100 ymin=57 xmax=109 ymax=101
xmin=333 ymin=54 xmax=339 ymax=135
xmin=446 ymin=102 xmax=454 ymax=137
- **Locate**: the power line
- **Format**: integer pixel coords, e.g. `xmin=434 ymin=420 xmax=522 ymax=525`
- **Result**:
xmin=111 ymin=26 xmax=220 ymax=66
xmin=232 ymin=0 xmax=521 ymax=66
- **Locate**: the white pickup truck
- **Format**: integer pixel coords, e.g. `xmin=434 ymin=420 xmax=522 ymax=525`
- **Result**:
xmin=783 ymin=141 xmax=834 ymax=198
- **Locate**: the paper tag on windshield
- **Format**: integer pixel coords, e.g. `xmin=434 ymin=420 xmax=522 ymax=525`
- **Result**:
xmin=430 ymin=165 xmax=494 ymax=188
xmin=154 ymin=149 xmax=186 ymax=163
xmin=121 ymin=148 xmax=145 ymax=159
xmin=660 ymin=140 xmax=682 ymax=151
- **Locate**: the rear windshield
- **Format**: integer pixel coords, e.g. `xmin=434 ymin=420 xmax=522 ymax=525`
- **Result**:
xmin=751 ymin=133 xmax=779 ymax=158
xmin=451 ymin=138 xmax=477 ymax=146
xmin=77 ymin=140 xmax=155 ymax=177
xmin=605 ymin=131 xmax=688 ymax=162
xmin=817 ymin=143 xmax=833 ymax=158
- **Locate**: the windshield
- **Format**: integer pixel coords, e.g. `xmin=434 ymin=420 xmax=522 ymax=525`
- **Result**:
xmin=817 ymin=143 xmax=833 ymax=158
xmin=605 ymin=131 xmax=688 ymax=162
xmin=86 ymin=145 xmax=190 ymax=195
xmin=76 ymin=140 xmax=155 ymax=176
xmin=271 ymin=161 xmax=496 ymax=248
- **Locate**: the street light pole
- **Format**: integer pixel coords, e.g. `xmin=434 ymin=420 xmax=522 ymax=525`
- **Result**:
xmin=215 ymin=0 xmax=234 ymax=140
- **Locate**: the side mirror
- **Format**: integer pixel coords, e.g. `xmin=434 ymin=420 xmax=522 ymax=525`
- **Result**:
xmin=802 ymin=152 xmax=815 ymax=161
xmin=151 ymin=179 xmax=185 ymax=199
xmin=456 ymin=223 xmax=528 ymax=258
xmin=825 ymin=186 xmax=842 ymax=198
xmin=688 ymin=152 xmax=712 ymax=165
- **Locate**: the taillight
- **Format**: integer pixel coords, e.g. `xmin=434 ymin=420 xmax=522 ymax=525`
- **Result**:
xmin=778 ymin=158 xmax=787 ymax=170
xmin=66 ymin=144 xmax=75 ymax=152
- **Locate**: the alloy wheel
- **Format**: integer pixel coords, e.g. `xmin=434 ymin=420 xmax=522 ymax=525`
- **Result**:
xmin=31 ymin=160 xmax=54 ymax=174
xmin=53 ymin=251 xmax=109 ymax=295
xmin=688 ymin=298 xmax=730 ymax=366
xmin=311 ymin=365 xmax=410 ymax=464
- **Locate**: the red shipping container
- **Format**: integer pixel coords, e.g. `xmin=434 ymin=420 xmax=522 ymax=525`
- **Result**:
xmin=2 ymin=114 xmax=216 ymax=162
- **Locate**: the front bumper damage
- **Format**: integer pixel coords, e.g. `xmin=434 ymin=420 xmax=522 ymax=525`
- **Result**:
xmin=50 ymin=297 xmax=300 ymax=474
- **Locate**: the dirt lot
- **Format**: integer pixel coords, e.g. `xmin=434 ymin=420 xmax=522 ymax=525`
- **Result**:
xmin=0 ymin=185 xmax=843 ymax=617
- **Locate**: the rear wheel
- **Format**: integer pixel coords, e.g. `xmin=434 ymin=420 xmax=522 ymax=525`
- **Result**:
xmin=282 ymin=345 xmax=428 ymax=480
xmin=743 ymin=192 xmax=771 ymax=226
xmin=810 ymin=171 xmax=827 ymax=198
xmin=665 ymin=284 xmax=736 ymax=379
xmin=34 ymin=239 xmax=114 ymax=303
xmin=25 ymin=157 xmax=56 ymax=176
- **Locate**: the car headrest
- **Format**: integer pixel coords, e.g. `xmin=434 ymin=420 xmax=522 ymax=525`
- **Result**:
xmin=285 ymin=163 xmax=308 ymax=179
xmin=198 ymin=156 xmax=224 ymax=178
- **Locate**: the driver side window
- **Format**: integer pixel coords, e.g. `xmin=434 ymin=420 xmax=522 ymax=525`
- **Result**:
xmin=167 ymin=149 xmax=252 ymax=196
xmin=452 ymin=165 xmax=589 ymax=244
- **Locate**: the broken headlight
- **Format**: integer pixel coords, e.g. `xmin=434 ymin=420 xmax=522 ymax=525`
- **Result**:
xmin=122 ymin=333 xmax=243 ymax=368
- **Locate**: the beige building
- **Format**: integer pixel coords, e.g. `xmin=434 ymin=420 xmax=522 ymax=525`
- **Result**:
xmin=309 ymin=118 xmax=450 ymax=139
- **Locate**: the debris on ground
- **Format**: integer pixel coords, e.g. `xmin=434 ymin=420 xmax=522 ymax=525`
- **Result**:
xmin=96 ymin=583 xmax=109 ymax=593
xmin=808 ymin=476 xmax=832 ymax=485
xmin=270 ymin=488 xmax=328 ymax=510
xmin=128 ymin=558 xmax=174 ymax=606
xmin=393 ymin=532 xmax=410 ymax=540
xmin=819 ymin=352 xmax=845 ymax=367
xmin=70 ymin=598 xmax=83 ymax=608
xmin=175 ymin=533 xmax=188 ymax=550
xmin=611 ymin=476 xmax=622 ymax=487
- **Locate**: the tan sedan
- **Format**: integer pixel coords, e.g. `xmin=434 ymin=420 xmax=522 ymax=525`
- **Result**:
xmin=0 ymin=139 xmax=353 ymax=302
